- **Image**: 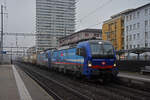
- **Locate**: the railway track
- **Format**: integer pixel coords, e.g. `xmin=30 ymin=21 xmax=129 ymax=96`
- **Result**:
xmin=16 ymin=62 xmax=150 ymax=100
xmin=18 ymin=63 xmax=93 ymax=100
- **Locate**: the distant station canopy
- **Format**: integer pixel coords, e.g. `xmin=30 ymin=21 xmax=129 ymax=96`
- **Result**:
xmin=116 ymin=48 xmax=150 ymax=55
xmin=116 ymin=47 xmax=150 ymax=60
xmin=116 ymin=50 xmax=128 ymax=55
xmin=129 ymin=47 xmax=150 ymax=54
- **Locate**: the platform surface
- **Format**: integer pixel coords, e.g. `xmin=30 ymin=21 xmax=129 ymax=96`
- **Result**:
xmin=0 ymin=65 xmax=54 ymax=100
xmin=0 ymin=65 xmax=20 ymax=100
xmin=119 ymin=71 xmax=150 ymax=83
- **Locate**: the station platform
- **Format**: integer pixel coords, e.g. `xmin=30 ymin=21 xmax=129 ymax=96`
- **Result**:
xmin=119 ymin=71 xmax=150 ymax=83
xmin=0 ymin=64 xmax=54 ymax=100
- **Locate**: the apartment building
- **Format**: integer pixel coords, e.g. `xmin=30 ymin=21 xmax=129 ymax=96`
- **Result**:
xmin=36 ymin=0 xmax=76 ymax=52
xmin=124 ymin=3 xmax=150 ymax=50
xmin=102 ymin=10 xmax=133 ymax=51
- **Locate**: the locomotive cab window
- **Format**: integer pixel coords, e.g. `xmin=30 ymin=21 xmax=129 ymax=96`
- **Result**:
xmin=76 ymin=48 xmax=86 ymax=57
xmin=90 ymin=42 xmax=114 ymax=58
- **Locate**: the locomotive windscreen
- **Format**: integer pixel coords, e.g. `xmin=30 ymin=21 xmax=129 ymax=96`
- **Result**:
xmin=90 ymin=42 xmax=115 ymax=58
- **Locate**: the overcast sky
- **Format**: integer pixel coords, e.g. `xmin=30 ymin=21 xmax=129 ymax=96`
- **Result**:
xmin=1 ymin=0 xmax=150 ymax=53
xmin=3 ymin=0 xmax=150 ymax=33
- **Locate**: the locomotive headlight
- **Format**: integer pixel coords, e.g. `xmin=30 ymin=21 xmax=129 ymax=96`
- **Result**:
xmin=88 ymin=61 xmax=92 ymax=67
xmin=102 ymin=61 xmax=106 ymax=65
xmin=114 ymin=63 xmax=116 ymax=67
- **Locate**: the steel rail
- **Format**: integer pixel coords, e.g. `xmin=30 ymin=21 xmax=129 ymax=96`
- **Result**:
xmin=20 ymin=65 xmax=93 ymax=100
xmin=20 ymin=66 xmax=63 ymax=100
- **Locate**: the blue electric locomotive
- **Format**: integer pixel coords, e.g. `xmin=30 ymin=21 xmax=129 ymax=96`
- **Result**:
xmin=49 ymin=40 xmax=118 ymax=79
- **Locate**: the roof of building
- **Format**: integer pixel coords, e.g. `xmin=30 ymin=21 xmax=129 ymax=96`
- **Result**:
xmin=59 ymin=28 xmax=102 ymax=40
xmin=76 ymin=28 xmax=102 ymax=33
xmin=103 ymin=3 xmax=150 ymax=24
xmin=103 ymin=16 xmax=122 ymax=24
xmin=123 ymin=3 xmax=150 ymax=14
xmin=111 ymin=3 xmax=150 ymax=17
xmin=103 ymin=9 xmax=134 ymax=24
xmin=116 ymin=48 xmax=150 ymax=55
xmin=111 ymin=9 xmax=134 ymax=18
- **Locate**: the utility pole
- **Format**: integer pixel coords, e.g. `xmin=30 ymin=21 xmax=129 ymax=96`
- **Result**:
xmin=0 ymin=5 xmax=4 ymax=63
xmin=16 ymin=34 xmax=18 ymax=56
xmin=10 ymin=43 xmax=13 ymax=64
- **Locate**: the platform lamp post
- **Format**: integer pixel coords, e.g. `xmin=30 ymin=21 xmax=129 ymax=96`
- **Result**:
xmin=0 ymin=41 xmax=1 ymax=64
xmin=10 ymin=43 xmax=13 ymax=64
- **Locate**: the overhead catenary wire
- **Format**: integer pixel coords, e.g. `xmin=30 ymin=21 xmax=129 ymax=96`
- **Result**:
xmin=87 ymin=21 xmax=103 ymax=29
xmin=77 ymin=0 xmax=150 ymax=30
xmin=77 ymin=0 xmax=113 ymax=24
xmin=76 ymin=0 xmax=113 ymax=31
xmin=77 ymin=0 xmax=150 ymax=24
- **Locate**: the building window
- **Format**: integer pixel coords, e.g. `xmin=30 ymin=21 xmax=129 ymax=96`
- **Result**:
xmin=133 ymin=24 xmax=136 ymax=30
xmin=130 ymin=14 xmax=132 ymax=20
xmin=85 ymin=33 xmax=89 ymax=37
xmin=130 ymin=25 xmax=132 ymax=30
xmin=134 ymin=34 xmax=136 ymax=40
xmin=137 ymin=23 xmax=140 ymax=28
xmin=94 ymin=34 xmax=99 ymax=37
xmin=137 ymin=11 xmax=140 ymax=18
xmin=126 ymin=35 xmax=128 ymax=41
xmin=134 ymin=45 xmax=136 ymax=48
xmin=130 ymin=35 xmax=132 ymax=41
xmin=137 ymin=44 xmax=140 ymax=48
xmin=137 ymin=33 xmax=140 ymax=39
xmin=126 ymin=26 xmax=128 ymax=32
xmin=126 ymin=16 xmax=128 ymax=21
xmin=145 ymin=43 xmax=148 ymax=47
xmin=145 ymin=20 xmax=148 ymax=27
xmin=145 ymin=32 xmax=148 ymax=39
xmin=130 ymin=45 xmax=132 ymax=49
xmin=133 ymin=12 xmax=136 ymax=19
xmin=145 ymin=8 xmax=148 ymax=16
xmin=126 ymin=45 xmax=128 ymax=49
